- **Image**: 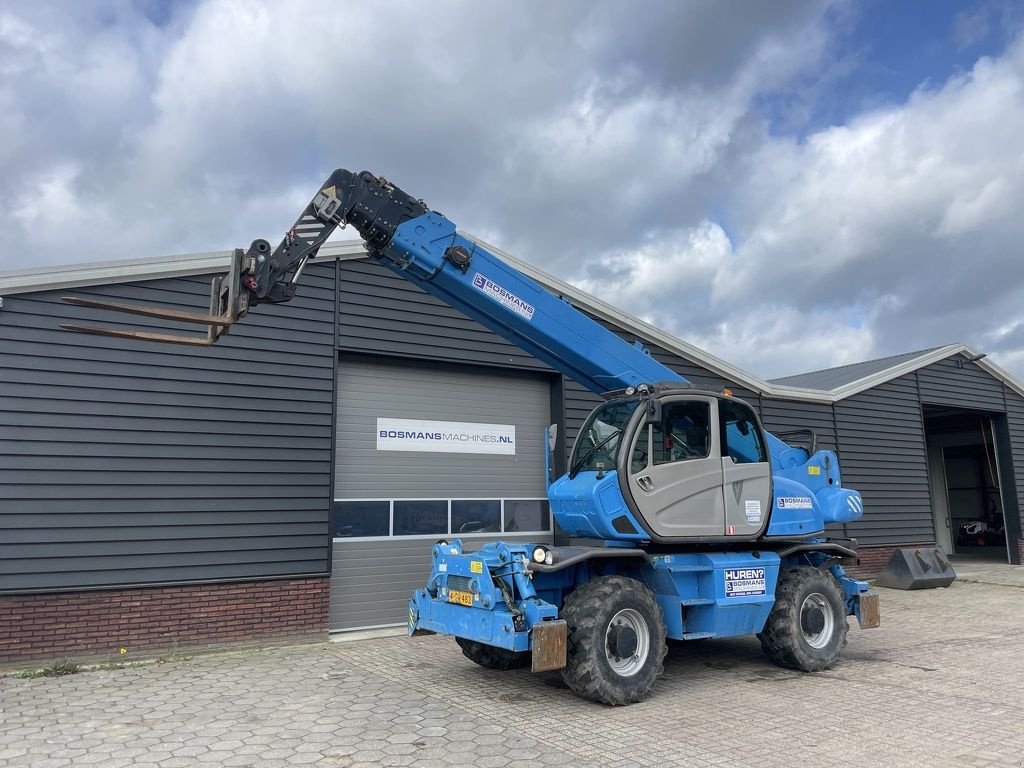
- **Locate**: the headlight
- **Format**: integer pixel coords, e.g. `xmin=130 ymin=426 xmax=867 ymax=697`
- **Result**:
xmin=544 ymin=551 xmax=554 ymax=566
xmin=532 ymin=546 xmax=548 ymax=564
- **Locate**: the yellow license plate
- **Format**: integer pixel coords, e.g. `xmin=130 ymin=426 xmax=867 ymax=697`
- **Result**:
xmin=447 ymin=589 xmax=474 ymax=607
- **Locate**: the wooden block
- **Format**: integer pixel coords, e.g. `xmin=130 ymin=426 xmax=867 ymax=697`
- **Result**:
xmin=531 ymin=620 xmax=567 ymax=672
xmin=858 ymin=592 xmax=881 ymax=629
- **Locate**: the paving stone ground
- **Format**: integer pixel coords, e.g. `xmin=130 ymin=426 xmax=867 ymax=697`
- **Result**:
xmin=2 ymin=566 xmax=1023 ymax=768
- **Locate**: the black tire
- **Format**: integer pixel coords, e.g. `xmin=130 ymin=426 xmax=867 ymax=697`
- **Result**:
xmin=559 ymin=575 xmax=668 ymax=706
xmin=455 ymin=637 xmax=530 ymax=670
xmin=759 ymin=567 xmax=848 ymax=672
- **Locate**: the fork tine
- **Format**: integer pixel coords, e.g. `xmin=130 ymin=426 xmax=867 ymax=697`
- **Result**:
xmin=60 ymin=324 xmax=217 ymax=347
xmin=61 ymin=296 xmax=235 ymax=326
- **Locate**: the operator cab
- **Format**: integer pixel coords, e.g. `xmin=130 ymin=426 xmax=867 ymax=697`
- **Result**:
xmin=556 ymin=384 xmax=772 ymax=543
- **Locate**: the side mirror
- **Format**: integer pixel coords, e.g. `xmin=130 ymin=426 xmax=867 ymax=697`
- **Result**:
xmin=547 ymin=424 xmax=558 ymax=453
xmin=738 ymin=420 xmax=750 ymax=436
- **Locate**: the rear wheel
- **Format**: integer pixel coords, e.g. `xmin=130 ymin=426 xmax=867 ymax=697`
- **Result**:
xmin=560 ymin=576 xmax=667 ymax=705
xmin=759 ymin=567 xmax=848 ymax=672
xmin=455 ymin=637 xmax=530 ymax=670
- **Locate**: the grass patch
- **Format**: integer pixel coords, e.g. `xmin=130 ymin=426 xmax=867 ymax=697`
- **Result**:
xmin=94 ymin=660 xmax=147 ymax=671
xmin=16 ymin=658 xmax=80 ymax=679
xmin=155 ymin=650 xmax=193 ymax=664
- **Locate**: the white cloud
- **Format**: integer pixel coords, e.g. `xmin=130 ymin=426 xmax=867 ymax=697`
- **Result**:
xmin=574 ymin=32 xmax=1024 ymax=379
xmin=3 ymin=0 xmax=1024 ymax=383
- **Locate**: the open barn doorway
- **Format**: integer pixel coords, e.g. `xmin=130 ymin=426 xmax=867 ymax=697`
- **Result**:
xmin=923 ymin=407 xmax=1014 ymax=564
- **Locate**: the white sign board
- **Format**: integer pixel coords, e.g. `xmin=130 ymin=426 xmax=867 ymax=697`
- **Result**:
xmin=376 ymin=417 xmax=516 ymax=455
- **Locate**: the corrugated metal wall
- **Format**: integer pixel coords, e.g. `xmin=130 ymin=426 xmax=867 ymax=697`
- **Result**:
xmin=338 ymin=259 xmax=548 ymax=373
xmin=0 ymin=264 xmax=337 ymax=592
xmin=336 ymin=263 xmax=1021 ymax=552
xmin=1003 ymin=388 xmax=1024 ymax=551
xmin=832 ymin=376 xmax=933 ymax=546
xmin=4 ymin=254 xmax=1023 ymax=598
xmin=918 ymin=358 xmax=1006 ymax=411
xmin=760 ymin=399 xmax=838 ymax=451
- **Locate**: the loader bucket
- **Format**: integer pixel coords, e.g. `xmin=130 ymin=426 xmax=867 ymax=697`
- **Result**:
xmin=61 ymin=248 xmax=250 ymax=346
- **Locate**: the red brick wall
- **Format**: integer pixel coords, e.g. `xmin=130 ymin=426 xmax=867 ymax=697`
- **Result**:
xmin=849 ymin=545 xmax=906 ymax=578
xmin=0 ymin=576 xmax=329 ymax=665
xmin=1017 ymin=539 xmax=1024 ymax=564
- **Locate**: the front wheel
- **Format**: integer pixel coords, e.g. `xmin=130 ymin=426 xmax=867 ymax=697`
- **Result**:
xmin=560 ymin=576 xmax=667 ymax=705
xmin=759 ymin=567 xmax=849 ymax=672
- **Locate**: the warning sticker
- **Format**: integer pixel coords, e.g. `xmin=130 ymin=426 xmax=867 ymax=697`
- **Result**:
xmin=777 ymin=497 xmax=813 ymax=510
xmin=808 ymin=466 xmax=822 ymax=476
xmin=744 ymin=500 xmax=761 ymax=524
xmin=470 ymin=560 xmax=483 ymax=574
xmin=725 ymin=568 xmax=766 ymax=597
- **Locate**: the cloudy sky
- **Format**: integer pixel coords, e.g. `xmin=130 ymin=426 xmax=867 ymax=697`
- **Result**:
xmin=2 ymin=0 xmax=1023 ymax=380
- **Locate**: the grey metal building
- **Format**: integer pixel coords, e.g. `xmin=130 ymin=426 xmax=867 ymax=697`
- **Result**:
xmin=1 ymin=240 xmax=1022 ymax=661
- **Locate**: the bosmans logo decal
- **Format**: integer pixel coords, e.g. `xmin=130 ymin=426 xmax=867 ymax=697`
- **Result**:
xmin=471 ymin=272 xmax=536 ymax=321
xmin=376 ymin=417 xmax=516 ymax=456
xmin=777 ymin=497 xmax=814 ymax=509
xmin=724 ymin=567 xmax=766 ymax=597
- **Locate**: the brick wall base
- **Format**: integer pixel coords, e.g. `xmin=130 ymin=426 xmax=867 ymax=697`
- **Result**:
xmin=848 ymin=545 xmax=905 ymax=578
xmin=1017 ymin=539 xmax=1024 ymax=565
xmin=0 ymin=576 xmax=329 ymax=666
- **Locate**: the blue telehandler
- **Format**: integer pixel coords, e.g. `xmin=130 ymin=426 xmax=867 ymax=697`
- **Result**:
xmin=64 ymin=169 xmax=880 ymax=705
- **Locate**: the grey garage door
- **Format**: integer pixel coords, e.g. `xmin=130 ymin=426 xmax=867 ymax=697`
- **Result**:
xmin=330 ymin=357 xmax=553 ymax=631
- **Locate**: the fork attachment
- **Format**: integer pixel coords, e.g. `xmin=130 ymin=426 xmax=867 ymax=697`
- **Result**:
xmin=62 ymin=245 xmax=255 ymax=347
xmin=60 ymin=168 xmax=430 ymax=346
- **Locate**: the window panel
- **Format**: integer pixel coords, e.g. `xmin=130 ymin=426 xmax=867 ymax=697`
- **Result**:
xmin=332 ymin=500 xmax=390 ymax=538
xmin=631 ymin=426 xmax=651 ymax=474
xmin=503 ymin=500 xmax=550 ymax=532
xmin=451 ymin=500 xmax=501 ymax=534
xmin=652 ymin=401 xmax=711 ymax=465
xmin=393 ymin=500 xmax=448 ymax=536
xmin=720 ymin=400 xmax=767 ymax=464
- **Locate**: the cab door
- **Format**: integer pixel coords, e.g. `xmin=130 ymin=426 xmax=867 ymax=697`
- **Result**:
xmin=626 ymin=396 xmax=726 ymax=538
xmin=719 ymin=398 xmax=772 ymax=537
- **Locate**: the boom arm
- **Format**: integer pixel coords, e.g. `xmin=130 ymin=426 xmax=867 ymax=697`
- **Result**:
xmin=64 ymin=170 xmax=823 ymax=472
xmin=64 ymin=170 xmax=683 ymax=393
xmin=61 ymin=169 xmax=821 ymax=469
xmin=249 ymin=170 xmax=686 ymax=393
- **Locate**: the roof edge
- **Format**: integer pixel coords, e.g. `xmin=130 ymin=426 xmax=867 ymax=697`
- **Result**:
xmin=816 ymin=343 xmax=1024 ymax=403
xmin=0 ymin=241 xmax=368 ymax=296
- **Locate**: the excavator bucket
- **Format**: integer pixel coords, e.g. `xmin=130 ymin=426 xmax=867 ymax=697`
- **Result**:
xmin=61 ymin=249 xmax=249 ymax=347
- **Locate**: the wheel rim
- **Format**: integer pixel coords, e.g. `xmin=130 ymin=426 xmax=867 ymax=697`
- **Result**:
xmin=800 ymin=593 xmax=834 ymax=649
xmin=604 ymin=608 xmax=650 ymax=676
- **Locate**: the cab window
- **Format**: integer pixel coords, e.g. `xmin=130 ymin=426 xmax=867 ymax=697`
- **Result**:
xmin=652 ymin=401 xmax=711 ymax=465
xmin=719 ymin=399 xmax=767 ymax=464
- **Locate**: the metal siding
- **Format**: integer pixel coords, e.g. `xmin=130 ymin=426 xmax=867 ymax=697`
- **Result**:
xmin=338 ymin=260 xmax=549 ymax=372
xmin=0 ymin=264 xmax=336 ymax=592
xmin=834 ymin=374 xmax=934 ymax=546
xmin=330 ymin=533 xmax=552 ymax=630
xmin=334 ymin=358 xmax=551 ymax=498
xmin=1005 ymin=386 xmax=1024 ymax=542
xmin=917 ymin=357 xmax=1006 ymax=411
xmin=760 ymin=399 xmax=838 ymax=451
